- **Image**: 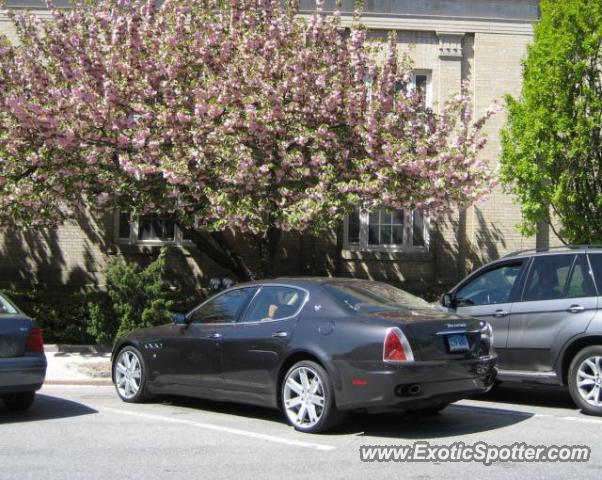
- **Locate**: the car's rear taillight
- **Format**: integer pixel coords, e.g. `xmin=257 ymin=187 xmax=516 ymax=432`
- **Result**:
xmin=25 ymin=327 xmax=44 ymax=353
xmin=383 ymin=327 xmax=414 ymax=363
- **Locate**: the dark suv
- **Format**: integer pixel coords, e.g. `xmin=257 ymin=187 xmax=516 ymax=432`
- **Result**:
xmin=440 ymin=246 xmax=602 ymax=415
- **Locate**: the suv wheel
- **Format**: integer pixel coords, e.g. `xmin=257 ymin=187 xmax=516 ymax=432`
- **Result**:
xmin=568 ymin=346 xmax=602 ymax=415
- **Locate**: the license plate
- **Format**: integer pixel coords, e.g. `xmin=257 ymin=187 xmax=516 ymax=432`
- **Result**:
xmin=447 ymin=334 xmax=470 ymax=353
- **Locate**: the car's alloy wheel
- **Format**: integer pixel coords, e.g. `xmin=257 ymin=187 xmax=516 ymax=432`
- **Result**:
xmin=281 ymin=360 xmax=345 ymax=433
xmin=569 ymin=346 xmax=602 ymax=415
xmin=114 ymin=346 xmax=147 ymax=403
xmin=2 ymin=392 xmax=35 ymax=412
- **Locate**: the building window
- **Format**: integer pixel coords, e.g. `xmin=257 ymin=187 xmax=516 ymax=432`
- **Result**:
xmin=368 ymin=210 xmax=405 ymax=245
xmin=407 ymin=70 xmax=432 ymax=107
xmin=344 ymin=210 xmax=428 ymax=252
xmin=115 ymin=212 xmax=192 ymax=245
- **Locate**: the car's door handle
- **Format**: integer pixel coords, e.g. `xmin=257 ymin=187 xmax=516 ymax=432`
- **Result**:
xmin=568 ymin=305 xmax=585 ymax=313
xmin=492 ymin=309 xmax=508 ymax=318
xmin=207 ymin=332 xmax=222 ymax=339
xmin=272 ymin=331 xmax=289 ymax=338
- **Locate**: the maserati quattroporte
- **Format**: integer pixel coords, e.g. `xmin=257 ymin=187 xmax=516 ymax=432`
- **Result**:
xmin=112 ymin=278 xmax=497 ymax=433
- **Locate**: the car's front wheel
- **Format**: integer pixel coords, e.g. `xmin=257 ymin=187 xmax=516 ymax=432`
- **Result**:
xmin=113 ymin=346 xmax=148 ymax=403
xmin=2 ymin=392 xmax=35 ymax=411
xmin=568 ymin=345 xmax=602 ymax=415
xmin=281 ymin=360 xmax=345 ymax=433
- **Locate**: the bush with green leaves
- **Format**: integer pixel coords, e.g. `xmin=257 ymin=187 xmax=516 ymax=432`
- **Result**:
xmin=88 ymin=248 xmax=193 ymax=344
xmin=1 ymin=288 xmax=99 ymax=344
xmin=1 ymin=251 xmax=209 ymax=344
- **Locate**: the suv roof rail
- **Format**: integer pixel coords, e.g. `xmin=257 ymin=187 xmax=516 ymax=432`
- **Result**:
xmin=502 ymin=244 xmax=602 ymax=258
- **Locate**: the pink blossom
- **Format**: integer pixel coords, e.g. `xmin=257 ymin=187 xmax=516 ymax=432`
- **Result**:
xmin=96 ymin=192 xmax=110 ymax=205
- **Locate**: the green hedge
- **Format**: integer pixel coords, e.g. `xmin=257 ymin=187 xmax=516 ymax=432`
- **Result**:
xmin=1 ymin=287 xmax=208 ymax=345
xmin=2 ymin=288 xmax=100 ymax=344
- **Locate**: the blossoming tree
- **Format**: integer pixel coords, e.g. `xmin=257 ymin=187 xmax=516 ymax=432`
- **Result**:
xmin=0 ymin=0 xmax=498 ymax=279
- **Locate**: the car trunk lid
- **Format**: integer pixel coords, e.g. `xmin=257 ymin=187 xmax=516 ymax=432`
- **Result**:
xmin=364 ymin=307 xmax=484 ymax=361
xmin=0 ymin=316 xmax=33 ymax=358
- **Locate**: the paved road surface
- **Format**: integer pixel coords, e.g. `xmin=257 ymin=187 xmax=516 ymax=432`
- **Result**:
xmin=1 ymin=384 xmax=600 ymax=480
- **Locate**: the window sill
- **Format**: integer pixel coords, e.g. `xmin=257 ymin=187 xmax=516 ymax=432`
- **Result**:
xmin=341 ymin=248 xmax=432 ymax=262
xmin=111 ymin=241 xmax=198 ymax=256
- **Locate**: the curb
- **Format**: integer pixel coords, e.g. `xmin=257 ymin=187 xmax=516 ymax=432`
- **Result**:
xmin=45 ymin=379 xmax=113 ymax=386
xmin=45 ymin=344 xmax=112 ymax=354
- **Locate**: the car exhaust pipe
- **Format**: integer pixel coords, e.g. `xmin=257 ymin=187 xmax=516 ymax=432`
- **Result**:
xmin=408 ymin=384 xmax=422 ymax=395
xmin=395 ymin=383 xmax=422 ymax=397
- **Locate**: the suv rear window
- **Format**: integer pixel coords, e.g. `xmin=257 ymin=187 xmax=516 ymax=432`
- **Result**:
xmin=587 ymin=254 xmax=602 ymax=295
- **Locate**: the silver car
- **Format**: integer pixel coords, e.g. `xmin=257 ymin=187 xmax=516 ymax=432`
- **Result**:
xmin=0 ymin=293 xmax=47 ymax=411
xmin=441 ymin=246 xmax=602 ymax=415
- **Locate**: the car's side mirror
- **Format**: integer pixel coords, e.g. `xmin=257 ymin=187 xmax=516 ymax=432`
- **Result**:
xmin=441 ymin=293 xmax=454 ymax=308
xmin=173 ymin=313 xmax=188 ymax=325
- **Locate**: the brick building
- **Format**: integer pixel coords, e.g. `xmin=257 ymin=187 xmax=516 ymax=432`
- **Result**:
xmin=0 ymin=0 xmax=545 ymax=292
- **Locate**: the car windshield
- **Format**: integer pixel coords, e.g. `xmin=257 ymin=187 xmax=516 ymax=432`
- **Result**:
xmin=0 ymin=293 xmax=18 ymax=315
xmin=323 ymin=282 xmax=431 ymax=313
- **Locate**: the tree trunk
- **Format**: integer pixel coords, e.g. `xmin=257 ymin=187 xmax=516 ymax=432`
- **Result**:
xmin=257 ymin=226 xmax=282 ymax=278
xmin=335 ymin=221 xmax=344 ymax=277
xmin=177 ymin=224 xmax=257 ymax=281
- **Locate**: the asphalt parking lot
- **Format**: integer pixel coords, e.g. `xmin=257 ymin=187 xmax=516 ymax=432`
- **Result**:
xmin=1 ymin=384 xmax=601 ymax=480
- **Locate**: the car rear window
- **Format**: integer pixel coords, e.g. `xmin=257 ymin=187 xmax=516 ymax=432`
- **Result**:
xmin=323 ymin=282 xmax=430 ymax=313
xmin=0 ymin=294 xmax=18 ymax=315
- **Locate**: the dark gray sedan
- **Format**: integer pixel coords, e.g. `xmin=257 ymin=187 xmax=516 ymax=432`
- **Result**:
xmin=0 ymin=293 xmax=46 ymax=411
xmin=112 ymin=278 xmax=497 ymax=433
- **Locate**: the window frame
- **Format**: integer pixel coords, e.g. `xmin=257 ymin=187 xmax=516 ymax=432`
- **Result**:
xmin=343 ymin=210 xmax=430 ymax=253
xmin=114 ymin=211 xmax=193 ymax=246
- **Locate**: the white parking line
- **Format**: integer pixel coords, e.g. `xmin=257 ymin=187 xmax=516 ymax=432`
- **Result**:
xmin=533 ymin=413 xmax=602 ymax=425
xmin=103 ymin=407 xmax=337 ymax=451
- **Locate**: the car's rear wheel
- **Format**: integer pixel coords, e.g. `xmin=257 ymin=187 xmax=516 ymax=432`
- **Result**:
xmin=114 ymin=346 xmax=148 ymax=403
xmin=568 ymin=345 xmax=602 ymax=415
xmin=281 ymin=360 xmax=345 ymax=433
xmin=2 ymin=392 xmax=35 ymax=411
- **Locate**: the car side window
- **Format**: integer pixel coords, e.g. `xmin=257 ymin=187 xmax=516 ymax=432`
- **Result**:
xmin=566 ymin=255 xmax=596 ymax=298
xmin=522 ymin=255 xmax=575 ymax=302
xmin=190 ymin=288 xmax=256 ymax=324
xmin=455 ymin=263 xmax=522 ymax=307
xmin=241 ymin=286 xmax=307 ymax=322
